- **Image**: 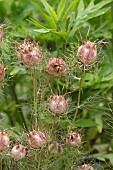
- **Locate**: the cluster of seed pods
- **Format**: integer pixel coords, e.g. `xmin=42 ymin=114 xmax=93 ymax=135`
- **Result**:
xmin=0 ymin=31 xmax=97 ymax=165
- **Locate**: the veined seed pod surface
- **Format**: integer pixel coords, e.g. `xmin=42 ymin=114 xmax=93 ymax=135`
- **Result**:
xmin=11 ymin=144 xmax=26 ymax=160
xmin=66 ymin=131 xmax=81 ymax=147
xmin=77 ymin=164 xmax=94 ymax=170
xmin=47 ymin=57 xmax=66 ymax=76
xmin=28 ymin=130 xmax=46 ymax=148
xmin=49 ymin=95 xmax=68 ymax=115
xmin=17 ymin=38 xmax=40 ymax=67
xmin=0 ymin=131 xmax=10 ymax=151
xmin=77 ymin=41 xmax=97 ymax=64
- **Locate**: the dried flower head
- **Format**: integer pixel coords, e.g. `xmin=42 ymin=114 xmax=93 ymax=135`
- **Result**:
xmin=48 ymin=141 xmax=63 ymax=154
xmin=28 ymin=130 xmax=46 ymax=148
xmin=17 ymin=38 xmax=40 ymax=67
xmin=77 ymin=164 xmax=94 ymax=170
xmin=0 ymin=131 xmax=10 ymax=151
xmin=0 ymin=65 xmax=5 ymax=81
xmin=49 ymin=95 xmax=68 ymax=115
xmin=47 ymin=57 xmax=66 ymax=76
xmin=66 ymin=132 xmax=81 ymax=147
xmin=77 ymin=41 xmax=97 ymax=64
xmin=11 ymin=144 xmax=26 ymax=160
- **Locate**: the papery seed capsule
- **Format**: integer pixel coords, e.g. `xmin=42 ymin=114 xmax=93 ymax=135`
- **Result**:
xmin=28 ymin=130 xmax=46 ymax=148
xmin=0 ymin=65 xmax=5 ymax=81
xmin=11 ymin=144 xmax=26 ymax=160
xmin=47 ymin=57 xmax=66 ymax=76
xmin=66 ymin=132 xmax=81 ymax=147
xmin=77 ymin=164 xmax=94 ymax=170
xmin=77 ymin=41 xmax=97 ymax=64
xmin=49 ymin=95 xmax=68 ymax=115
xmin=0 ymin=131 xmax=10 ymax=151
xmin=48 ymin=141 xmax=63 ymax=154
xmin=17 ymin=38 xmax=40 ymax=67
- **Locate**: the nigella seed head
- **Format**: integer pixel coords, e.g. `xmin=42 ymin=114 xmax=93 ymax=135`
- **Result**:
xmin=49 ymin=95 xmax=68 ymax=115
xmin=11 ymin=144 xmax=26 ymax=160
xmin=77 ymin=164 xmax=94 ymax=170
xmin=66 ymin=132 xmax=81 ymax=147
xmin=77 ymin=41 xmax=97 ymax=64
xmin=17 ymin=38 xmax=40 ymax=67
xmin=47 ymin=57 xmax=66 ymax=76
xmin=28 ymin=130 xmax=46 ymax=148
xmin=0 ymin=131 xmax=10 ymax=151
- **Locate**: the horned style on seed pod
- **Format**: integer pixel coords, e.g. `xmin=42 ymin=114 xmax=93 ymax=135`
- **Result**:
xmin=77 ymin=164 xmax=94 ymax=170
xmin=0 ymin=65 xmax=5 ymax=81
xmin=47 ymin=57 xmax=66 ymax=76
xmin=0 ymin=131 xmax=10 ymax=151
xmin=66 ymin=131 xmax=81 ymax=147
xmin=17 ymin=38 xmax=40 ymax=67
xmin=49 ymin=95 xmax=68 ymax=115
xmin=28 ymin=130 xmax=46 ymax=148
xmin=77 ymin=41 xmax=97 ymax=64
xmin=11 ymin=144 xmax=26 ymax=160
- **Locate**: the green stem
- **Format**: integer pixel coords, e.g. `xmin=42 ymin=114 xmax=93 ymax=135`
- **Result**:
xmin=34 ymin=67 xmax=38 ymax=129
xmin=73 ymin=70 xmax=83 ymax=122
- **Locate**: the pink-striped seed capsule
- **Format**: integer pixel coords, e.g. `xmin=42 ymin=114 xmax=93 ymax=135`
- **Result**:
xmin=28 ymin=130 xmax=46 ymax=148
xmin=47 ymin=57 xmax=66 ymax=76
xmin=77 ymin=41 xmax=97 ymax=64
xmin=66 ymin=132 xmax=81 ymax=147
xmin=17 ymin=38 xmax=40 ymax=67
xmin=11 ymin=144 xmax=26 ymax=160
xmin=49 ymin=95 xmax=68 ymax=115
xmin=0 ymin=131 xmax=10 ymax=151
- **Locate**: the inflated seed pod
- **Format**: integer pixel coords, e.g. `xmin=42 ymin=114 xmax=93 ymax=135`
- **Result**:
xmin=17 ymin=38 xmax=40 ymax=67
xmin=47 ymin=57 xmax=66 ymax=76
xmin=0 ymin=131 xmax=10 ymax=151
xmin=49 ymin=95 xmax=68 ymax=115
xmin=11 ymin=144 xmax=26 ymax=160
xmin=66 ymin=132 xmax=81 ymax=147
xmin=77 ymin=41 xmax=97 ymax=64
xmin=28 ymin=130 xmax=46 ymax=148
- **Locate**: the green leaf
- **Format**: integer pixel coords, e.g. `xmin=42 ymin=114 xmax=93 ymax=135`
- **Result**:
xmin=40 ymin=0 xmax=58 ymax=22
xmin=33 ymin=28 xmax=52 ymax=33
xmin=95 ymin=115 xmax=103 ymax=133
xmin=57 ymin=0 xmax=67 ymax=19
xmin=27 ymin=18 xmax=48 ymax=29
xmin=69 ymin=0 xmax=113 ymax=38
xmin=10 ymin=67 xmax=25 ymax=75
xmin=62 ymin=0 xmax=79 ymax=21
xmin=77 ymin=0 xmax=84 ymax=18
xmin=74 ymin=118 xmax=97 ymax=127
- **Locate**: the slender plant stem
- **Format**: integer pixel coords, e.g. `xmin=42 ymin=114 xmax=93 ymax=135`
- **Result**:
xmin=73 ymin=69 xmax=83 ymax=122
xmin=33 ymin=67 xmax=38 ymax=129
